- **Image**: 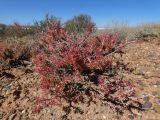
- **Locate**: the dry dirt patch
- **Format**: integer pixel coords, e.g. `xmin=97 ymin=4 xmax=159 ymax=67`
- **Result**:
xmin=0 ymin=38 xmax=160 ymax=120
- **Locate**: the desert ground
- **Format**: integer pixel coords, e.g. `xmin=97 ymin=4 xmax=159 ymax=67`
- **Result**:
xmin=0 ymin=37 xmax=160 ymax=120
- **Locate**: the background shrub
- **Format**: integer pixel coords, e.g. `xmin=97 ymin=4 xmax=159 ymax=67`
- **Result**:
xmin=34 ymin=14 xmax=61 ymax=33
xmin=1 ymin=22 xmax=35 ymax=39
xmin=106 ymin=21 xmax=129 ymax=41
xmin=134 ymin=23 xmax=159 ymax=39
xmin=64 ymin=14 xmax=95 ymax=34
xmin=0 ymin=23 xmax=6 ymax=38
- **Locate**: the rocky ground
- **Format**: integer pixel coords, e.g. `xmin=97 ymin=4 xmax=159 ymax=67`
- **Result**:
xmin=0 ymin=38 xmax=160 ymax=120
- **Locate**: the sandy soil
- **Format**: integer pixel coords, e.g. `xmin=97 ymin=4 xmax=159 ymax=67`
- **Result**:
xmin=0 ymin=38 xmax=160 ymax=120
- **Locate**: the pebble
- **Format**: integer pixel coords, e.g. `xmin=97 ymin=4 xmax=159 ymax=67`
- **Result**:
xmin=143 ymin=96 xmax=149 ymax=102
xmin=142 ymin=101 xmax=152 ymax=110
xmin=128 ymin=114 xmax=134 ymax=120
xmin=153 ymin=85 xmax=158 ymax=88
xmin=0 ymin=96 xmax=5 ymax=100
xmin=102 ymin=115 xmax=106 ymax=119
xmin=0 ymin=111 xmax=3 ymax=119
xmin=132 ymin=109 xmax=142 ymax=116
xmin=21 ymin=110 xmax=26 ymax=114
xmin=5 ymin=90 xmax=11 ymax=95
xmin=8 ymin=113 xmax=17 ymax=120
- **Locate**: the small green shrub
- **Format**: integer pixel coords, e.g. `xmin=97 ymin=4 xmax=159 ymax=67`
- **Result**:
xmin=0 ymin=23 xmax=6 ymax=38
xmin=34 ymin=14 xmax=61 ymax=33
xmin=64 ymin=14 xmax=95 ymax=34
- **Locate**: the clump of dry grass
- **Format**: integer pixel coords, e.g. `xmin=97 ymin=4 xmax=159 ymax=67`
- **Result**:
xmin=97 ymin=22 xmax=160 ymax=41
xmin=133 ymin=23 xmax=160 ymax=39
xmin=0 ymin=36 xmax=39 ymax=71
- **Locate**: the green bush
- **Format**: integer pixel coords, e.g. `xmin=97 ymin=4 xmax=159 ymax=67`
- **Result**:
xmin=64 ymin=14 xmax=95 ymax=34
xmin=0 ymin=24 xmax=6 ymax=38
xmin=34 ymin=14 xmax=61 ymax=33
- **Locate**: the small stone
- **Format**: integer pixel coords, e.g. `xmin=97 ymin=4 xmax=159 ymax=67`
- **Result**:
xmin=128 ymin=114 xmax=134 ymax=120
xmin=0 ymin=96 xmax=5 ymax=100
xmin=22 ymin=110 xmax=26 ymax=114
xmin=143 ymin=96 xmax=150 ymax=102
xmin=5 ymin=90 xmax=11 ymax=95
xmin=132 ymin=109 xmax=142 ymax=116
xmin=142 ymin=93 xmax=153 ymax=98
xmin=0 ymin=111 xmax=3 ymax=119
xmin=23 ymin=61 xmax=32 ymax=66
xmin=142 ymin=101 xmax=152 ymax=110
xmin=8 ymin=113 xmax=17 ymax=120
xmin=20 ymin=92 xmax=25 ymax=98
xmin=153 ymin=85 xmax=158 ymax=88
xmin=102 ymin=115 xmax=106 ymax=119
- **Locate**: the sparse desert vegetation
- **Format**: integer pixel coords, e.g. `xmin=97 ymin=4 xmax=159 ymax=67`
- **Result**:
xmin=0 ymin=13 xmax=160 ymax=120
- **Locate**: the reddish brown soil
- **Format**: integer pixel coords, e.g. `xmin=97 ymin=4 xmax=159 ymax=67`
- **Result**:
xmin=0 ymin=38 xmax=160 ymax=120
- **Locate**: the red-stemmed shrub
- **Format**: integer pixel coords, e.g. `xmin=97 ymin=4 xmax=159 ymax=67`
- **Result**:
xmin=33 ymin=22 xmax=141 ymax=115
